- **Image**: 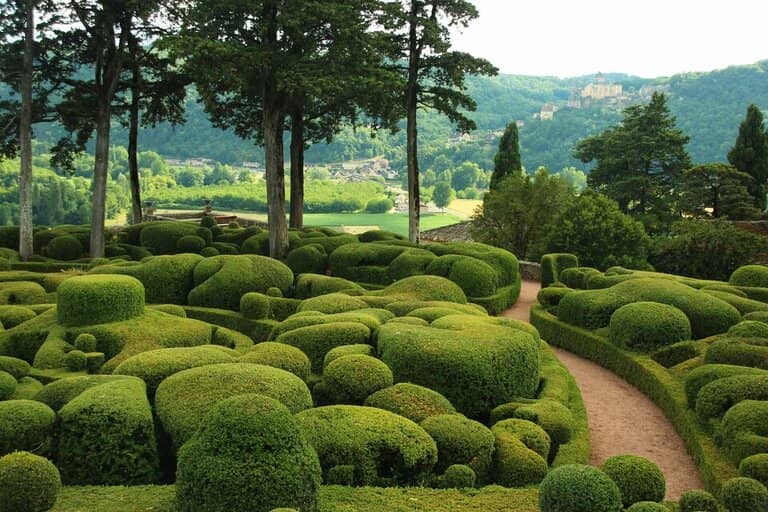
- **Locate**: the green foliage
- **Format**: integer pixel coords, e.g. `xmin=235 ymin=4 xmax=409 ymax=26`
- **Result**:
xmin=650 ymin=341 xmax=700 ymax=368
xmin=680 ymin=163 xmax=757 ymax=219
xmin=0 ymin=281 xmax=47 ymax=305
xmin=441 ymin=464 xmax=477 ymax=489
xmin=276 ymin=321 xmax=372 ymax=374
xmin=540 ymin=253 xmax=579 ymax=287
xmin=558 ymin=267 xmax=601 ymax=289
xmin=155 ymin=363 xmax=313 ymax=448
xmin=317 ymin=354 xmax=393 ymax=405
xmin=545 ymin=191 xmax=650 ymax=270
xmin=608 ymin=301 xmax=692 ymax=351
xmin=139 ymin=222 xmax=200 ymax=255
xmin=286 ymin=244 xmax=328 ymax=275
xmin=113 ymin=346 xmax=235 ymax=397
xmin=298 ymin=293 xmax=369 ymax=315
xmin=239 ymin=342 xmax=311 ymax=382
xmin=188 ymin=255 xmax=293 ymax=311
xmin=539 ymin=464 xmax=622 ymax=512
xmin=365 ymin=198 xmax=394 ymax=214
xmin=295 ymin=405 xmax=437 ymax=486
xmin=492 ymin=431 xmax=549 ymax=487
xmin=491 ymin=121 xmax=522 ymax=189
xmin=45 ymin=236 xmax=83 ymax=261
xmin=678 ymin=489 xmax=719 ymax=512
xmin=651 ymin=221 xmax=768 ymax=281
xmin=625 ymin=503 xmax=668 ymax=512
xmin=731 ymin=265 xmax=768 ymax=288
xmin=741 ymin=454 xmax=768 ymax=488
xmin=490 ymin=399 xmax=573 ymax=446
xmin=728 ymin=104 xmax=768 ymax=209
xmin=56 ymin=275 xmax=145 ymax=326
xmin=432 ymin=181 xmax=455 ymax=209
xmin=323 ymin=344 xmax=375 ymax=370
xmin=491 ymin=418 xmax=550 ymax=460
xmin=364 ymin=383 xmax=456 ymax=424
xmin=425 ymin=255 xmax=499 ymax=298
xmin=473 ymin=169 xmax=575 ymax=261
xmin=684 ymin=364 xmax=768 ymax=407
xmin=73 ymin=333 xmax=97 ymax=352
xmin=0 ymin=451 xmax=60 ymax=512
xmin=729 ymin=320 xmax=768 ymax=337
xmin=719 ymin=400 xmax=768 ymax=463
xmin=377 ymin=321 xmax=540 ymax=420
xmin=600 ymin=455 xmax=665 ymax=507
xmin=56 ymin=377 xmax=160 ymax=485
xmin=374 ymin=275 xmax=468 ymax=303
xmin=557 ymin=277 xmax=741 ymax=338
xmin=705 ymin=338 xmax=768 ymax=370
xmin=64 ymin=350 xmax=86 ymax=372
xmin=176 ymin=235 xmax=206 ymax=253
xmin=721 ymin=477 xmax=768 ymax=512
xmin=294 ymin=274 xmax=364 ymax=299
xmin=0 ymin=354 xmax=30 ymax=378
xmin=421 ymin=414 xmax=495 ymax=485
xmin=176 ymin=394 xmax=321 ymax=512
xmin=0 ymin=400 xmax=55 ymax=456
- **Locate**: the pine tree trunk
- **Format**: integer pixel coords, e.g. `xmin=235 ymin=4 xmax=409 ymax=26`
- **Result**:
xmin=128 ymin=38 xmax=142 ymax=224
xmin=289 ymin=109 xmax=304 ymax=229
xmin=406 ymin=2 xmax=421 ymax=244
xmin=264 ymin=105 xmax=288 ymax=259
xmin=18 ymin=1 xmax=34 ymax=261
xmin=90 ymin=103 xmax=111 ymax=258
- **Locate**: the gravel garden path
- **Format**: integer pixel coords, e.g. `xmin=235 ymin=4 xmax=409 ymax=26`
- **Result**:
xmin=501 ymin=280 xmax=703 ymax=500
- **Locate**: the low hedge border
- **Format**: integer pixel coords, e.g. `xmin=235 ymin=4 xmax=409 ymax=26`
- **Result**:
xmin=531 ymin=304 xmax=736 ymax=496
xmin=182 ymin=306 xmax=274 ymax=344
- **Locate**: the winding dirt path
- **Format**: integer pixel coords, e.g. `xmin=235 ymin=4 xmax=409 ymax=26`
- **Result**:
xmin=501 ymin=280 xmax=703 ymax=500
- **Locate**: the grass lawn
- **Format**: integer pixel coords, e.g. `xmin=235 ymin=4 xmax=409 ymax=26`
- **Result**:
xmin=53 ymin=485 xmax=540 ymax=512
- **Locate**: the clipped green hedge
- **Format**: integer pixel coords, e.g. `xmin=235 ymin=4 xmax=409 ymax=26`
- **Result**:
xmin=0 ymin=354 xmax=31 ymax=378
xmin=293 ymin=274 xmax=364 ymax=299
xmin=323 ymin=344 xmax=375 ymax=370
xmin=378 ymin=321 xmax=540 ymax=420
xmin=286 ymin=244 xmax=328 ymax=275
xmin=600 ymin=454 xmax=665 ymax=508
xmin=539 ymin=464 xmax=622 ymax=512
xmin=176 ymin=235 xmax=207 ymax=253
xmin=421 ymin=414 xmax=495 ymax=485
xmin=56 ymin=377 xmax=160 ymax=485
xmin=56 ymin=275 xmax=145 ymax=326
xmin=684 ymin=364 xmax=768 ymax=407
xmin=730 ymin=265 xmax=768 ymax=288
xmin=317 ymin=354 xmax=393 ymax=405
xmin=559 ymin=267 xmax=602 ymax=290
xmin=295 ymin=405 xmax=437 ymax=487
xmin=0 ymin=281 xmax=47 ymax=305
xmin=0 ymin=451 xmax=60 ymax=512
xmin=425 ymin=255 xmax=499 ymax=298
xmin=364 ymin=383 xmax=456 ymax=424
xmin=297 ymin=293 xmax=369 ymax=314
xmin=720 ymin=476 xmax=768 ymax=512
xmin=729 ymin=320 xmax=768 ymax=338
xmin=608 ymin=301 xmax=692 ymax=352
xmin=372 ymin=275 xmax=468 ymax=304
xmin=696 ymin=375 xmax=768 ymax=420
xmin=276 ymin=321 xmax=372 ymax=373
xmin=719 ymin=400 xmax=768 ymax=464
xmin=45 ymin=235 xmax=83 ymax=261
xmin=139 ymin=221 xmax=200 ymax=255
xmin=240 ymin=342 xmax=312 ymax=381
xmin=0 ymin=399 xmax=55 ymax=457
xmin=541 ymin=253 xmax=579 ymax=287
xmin=493 ymin=431 xmax=549 ymax=487
xmin=705 ymin=337 xmax=768 ymax=370
xmin=155 ymin=363 xmax=313 ymax=448
xmin=740 ymin=454 xmax=768 ymax=487
xmin=176 ymin=394 xmax=321 ymax=512
xmin=678 ymin=489 xmax=719 ymax=512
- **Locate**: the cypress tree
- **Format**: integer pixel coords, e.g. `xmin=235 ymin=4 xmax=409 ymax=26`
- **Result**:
xmin=728 ymin=104 xmax=768 ymax=210
xmin=491 ymin=121 xmax=522 ymax=190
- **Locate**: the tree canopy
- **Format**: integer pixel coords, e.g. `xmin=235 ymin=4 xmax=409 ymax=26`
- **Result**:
xmin=728 ymin=104 xmax=768 ymax=210
xmin=490 ymin=121 xmax=522 ymax=189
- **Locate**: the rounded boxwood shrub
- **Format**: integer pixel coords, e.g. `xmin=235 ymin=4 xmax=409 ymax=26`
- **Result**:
xmin=240 ymin=342 xmax=311 ymax=382
xmin=176 ymin=235 xmax=207 ymax=254
xmin=493 ymin=431 xmax=548 ymax=487
xmin=64 ymin=350 xmax=87 ymax=372
xmin=74 ymin=333 xmax=97 ymax=352
xmin=608 ymin=302 xmax=691 ymax=352
xmin=729 ymin=320 xmax=768 ymax=338
xmin=240 ymin=292 xmax=271 ymax=319
xmin=378 ymin=322 xmax=540 ymax=420
xmin=600 ymin=454 xmax=665 ymax=507
xmin=0 ymin=355 xmax=31 ymax=379
xmin=176 ymin=394 xmax=321 ymax=512
xmin=0 ymin=451 xmax=61 ymax=512
xmin=139 ymin=221 xmax=200 ymax=255
xmin=0 ymin=400 xmax=55 ymax=456
xmin=721 ymin=477 xmax=768 ymax=512
xmin=626 ymin=503 xmax=668 ymax=512
xmin=0 ymin=305 xmax=36 ymax=329
xmin=276 ymin=322 xmax=372 ymax=374
xmin=319 ymin=355 xmax=393 ymax=405
xmin=720 ymin=400 xmax=768 ymax=463
xmin=537 ymin=287 xmax=574 ymax=308
xmin=491 ymin=418 xmax=551 ymax=460
xmin=323 ymin=344 xmax=375 ymax=370
xmin=678 ymin=489 xmax=718 ymax=512
xmin=46 ymin=235 xmax=83 ymax=261
xmin=286 ymin=244 xmax=328 ymax=276
xmin=705 ymin=338 xmax=768 ymax=370
xmin=425 ymin=255 xmax=499 ymax=298
xmin=420 ymin=414 xmax=495 ymax=484
xmin=113 ymin=346 xmax=235 ymax=396
xmin=374 ymin=275 xmax=468 ymax=303
xmin=731 ymin=265 xmax=768 ymax=288
xmin=539 ymin=464 xmax=623 ymax=512
xmin=741 ymin=454 xmax=768 ymax=487
xmin=57 ymin=274 xmax=145 ymax=326
xmin=364 ymin=383 xmax=456 ymax=424
xmin=155 ymin=363 xmax=313 ymax=448
xmin=298 ymin=293 xmax=369 ymax=315
xmin=200 ymin=215 xmax=217 ymax=228
xmin=696 ymin=375 xmax=768 ymax=420
xmin=684 ymin=364 xmax=768 ymax=407
xmin=0 ymin=281 xmax=47 ymax=305
xmin=441 ymin=464 xmax=476 ymax=489
xmin=0 ymin=371 xmax=16 ymax=400
xmin=295 ymin=405 xmax=437 ymax=487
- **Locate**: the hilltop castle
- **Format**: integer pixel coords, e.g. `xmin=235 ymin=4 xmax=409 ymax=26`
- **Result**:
xmin=580 ymin=72 xmax=623 ymax=100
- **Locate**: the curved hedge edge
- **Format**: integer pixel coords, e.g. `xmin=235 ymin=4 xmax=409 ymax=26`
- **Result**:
xmin=182 ymin=306 xmax=276 ymax=345
xmin=540 ymin=342 xmax=590 ymax=467
xmin=470 ymin=280 xmax=522 ymax=316
xmin=531 ymin=304 xmax=736 ymax=496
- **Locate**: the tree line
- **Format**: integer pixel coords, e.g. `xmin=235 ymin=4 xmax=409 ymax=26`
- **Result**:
xmin=0 ymin=0 xmax=496 ymax=259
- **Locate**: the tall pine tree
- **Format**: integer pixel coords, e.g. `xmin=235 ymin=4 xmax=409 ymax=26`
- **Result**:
xmin=490 ymin=121 xmax=522 ymax=190
xmin=728 ymin=104 xmax=768 ymax=210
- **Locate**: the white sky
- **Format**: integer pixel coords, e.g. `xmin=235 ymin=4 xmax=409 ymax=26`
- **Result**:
xmin=450 ymin=0 xmax=768 ymax=78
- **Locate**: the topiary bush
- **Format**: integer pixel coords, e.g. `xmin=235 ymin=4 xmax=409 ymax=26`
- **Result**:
xmin=625 ymin=503 xmax=668 ymax=512
xmin=731 ymin=265 xmax=768 ymax=288
xmin=721 ymin=477 xmax=768 ymax=512
xmin=441 ymin=464 xmax=476 ymax=489
xmin=0 ymin=451 xmax=61 ymax=512
xmin=373 ymin=275 xmax=468 ymax=303
xmin=493 ymin=431 xmax=549 ymax=487
xmin=286 ymin=244 xmax=328 ymax=275
xmin=176 ymin=235 xmax=207 ymax=254
xmin=176 ymin=394 xmax=321 ymax=512
xmin=741 ymin=453 xmax=768 ymax=488
xmin=293 ymin=273 xmax=364 ymax=299
xmin=113 ymin=346 xmax=235 ymax=397
xmin=0 ymin=281 xmax=47 ymax=305
xmin=705 ymin=338 xmax=768 ymax=370
xmin=651 ymin=341 xmax=701 ymax=368
xmin=56 ymin=274 xmax=145 ymax=326
xmin=537 ymin=287 xmax=574 ymax=308
xmin=56 ymin=377 xmax=160 ymax=485
xmin=719 ymin=400 xmax=768 ymax=463
xmin=297 ymin=293 xmax=369 ymax=314
xmin=539 ymin=464 xmax=623 ymax=512
xmin=541 ymin=253 xmax=579 ymax=287
xmin=45 ymin=235 xmax=83 ymax=261
xmin=420 ymin=414 xmax=495 ymax=484
xmin=0 ymin=355 xmax=31 ymax=379
xmin=696 ymin=375 xmax=768 ymax=420
xmin=73 ymin=333 xmax=97 ymax=352
xmin=64 ymin=350 xmax=87 ymax=372
xmin=0 ymin=400 xmax=55 ymax=456
xmin=600 ymin=454 xmax=665 ymax=508
xmin=317 ymin=354 xmax=393 ymax=405
xmin=295 ymin=405 xmax=437 ymax=487
xmin=0 ymin=371 xmax=16 ymax=400
xmin=0 ymin=305 xmax=36 ymax=329
xmin=239 ymin=342 xmax=311 ymax=382
xmin=364 ymin=383 xmax=456 ymax=424
xmin=490 ymin=399 xmax=574 ymax=448
xmin=684 ymin=364 xmax=768 ymax=407
xmin=729 ymin=320 xmax=768 ymax=338
xmin=276 ymin=321 xmax=372 ymax=374
xmin=323 ymin=344 xmax=375 ymax=370
xmin=139 ymin=221 xmax=200 ymax=255
xmin=608 ymin=301 xmax=691 ymax=352
xmin=678 ymin=489 xmax=718 ymax=512
xmin=155 ymin=363 xmax=313 ymax=448
xmin=425 ymin=255 xmax=500 ymax=298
